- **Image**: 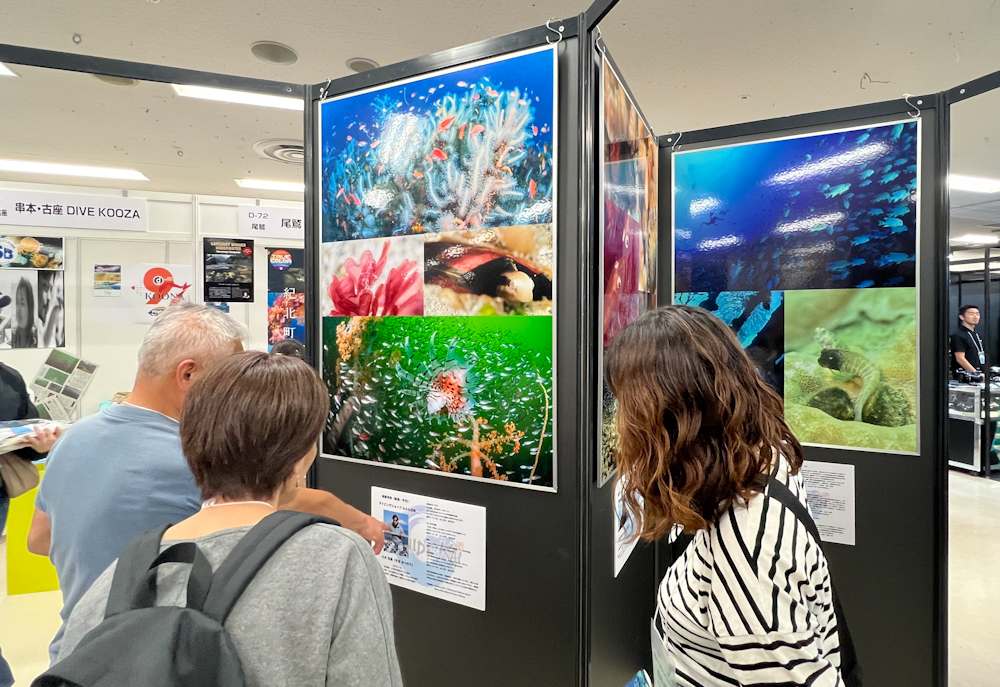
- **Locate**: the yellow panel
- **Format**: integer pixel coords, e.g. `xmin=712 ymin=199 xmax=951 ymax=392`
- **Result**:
xmin=7 ymin=465 xmax=60 ymax=595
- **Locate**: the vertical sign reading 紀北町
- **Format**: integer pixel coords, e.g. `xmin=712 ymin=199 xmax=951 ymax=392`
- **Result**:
xmin=266 ymin=248 xmax=305 ymax=350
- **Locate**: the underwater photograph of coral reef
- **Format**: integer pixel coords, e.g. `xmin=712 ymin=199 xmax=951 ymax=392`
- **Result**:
xmin=599 ymin=56 xmax=658 ymax=483
xmin=423 ymin=226 xmax=553 ymax=316
xmin=673 ymin=120 xmax=918 ymax=293
xmin=783 ymin=288 xmax=917 ymax=453
xmin=322 ymin=315 xmax=554 ymax=487
xmin=320 ymin=46 xmax=556 ymax=243
xmin=322 ymin=235 xmax=424 ymax=317
xmin=675 ymin=291 xmax=785 ymax=395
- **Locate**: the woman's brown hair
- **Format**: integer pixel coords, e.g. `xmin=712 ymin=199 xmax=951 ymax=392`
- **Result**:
xmin=605 ymin=305 xmax=803 ymax=540
xmin=180 ymin=350 xmax=330 ymax=500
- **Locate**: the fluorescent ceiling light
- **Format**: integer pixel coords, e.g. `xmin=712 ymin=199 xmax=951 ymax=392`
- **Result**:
xmin=0 ymin=158 xmax=147 ymax=181
xmin=950 ymin=174 xmax=1000 ymax=194
xmin=952 ymin=233 xmax=1000 ymax=245
xmin=235 ymin=178 xmax=304 ymax=193
xmin=172 ymin=84 xmax=303 ymax=110
xmin=0 ymin=63 xmax=18 ymax=77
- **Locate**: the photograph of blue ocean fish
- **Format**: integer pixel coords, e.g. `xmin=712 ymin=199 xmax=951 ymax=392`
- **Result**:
xmin=675 ymin=291 xmax=785 ymax=395
xmin=673 ymin=120 xmax=918 ymax=293
xmin=319 ymin=46 xmax=556 ymax=243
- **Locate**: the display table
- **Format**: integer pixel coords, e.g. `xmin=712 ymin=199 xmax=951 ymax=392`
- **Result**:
xmin=948 ymin=383 xmax=1000 ymax=473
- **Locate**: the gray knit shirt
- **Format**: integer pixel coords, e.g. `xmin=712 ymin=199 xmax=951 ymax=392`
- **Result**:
xmin=58 ymin=524 xmax=404 ymax=687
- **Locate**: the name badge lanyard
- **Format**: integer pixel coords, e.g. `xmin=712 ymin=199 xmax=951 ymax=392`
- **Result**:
xmin=970 ymin=330 xmax=986 ymax=366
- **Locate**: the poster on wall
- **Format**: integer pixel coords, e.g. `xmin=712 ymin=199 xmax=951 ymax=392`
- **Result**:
xmin=93 ymin=265 xmax=122 ymax=297
xmin=91 ymin=263 xmax=194 ymax=325
xmin=371 ymin=486 xmax=487 ymax=611
xmin=204 ymin=238 xmax=254 ymax=302
xmin=599 ymin=56 xmax=659 ymax=483
xmin=0 ymin=235 xmax=66 ymax=349
xmin=29 ymin=350 xmax=98 ymax=422
xmin=318 ymin=45 xmax=557 ymax=489
xmin=800 ymin=460 xmax=856 ymax=546
xmin=266 ymin=248 xmax=305 ymax=350
xmin=673 ymin=120 xmax=919 ymax=454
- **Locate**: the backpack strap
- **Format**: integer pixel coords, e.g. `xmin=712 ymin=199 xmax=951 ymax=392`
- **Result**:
xmin=764 ymin=475 xmax=862 ymax=684
xmin=106 ymin=527 xmax=214 ymax=618
xmin=201 ymin=510 xmax=339 ymax=624
xmin=105 ymin=524 xmax=171 ymax=619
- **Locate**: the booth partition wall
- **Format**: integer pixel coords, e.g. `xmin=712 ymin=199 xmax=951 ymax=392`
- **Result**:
xmin=9 ymin=0 xmax=994 ymax=682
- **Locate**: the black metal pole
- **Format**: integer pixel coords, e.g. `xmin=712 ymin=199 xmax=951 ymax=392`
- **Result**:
xmin=983 ymin=247 xmax=992 ymax=478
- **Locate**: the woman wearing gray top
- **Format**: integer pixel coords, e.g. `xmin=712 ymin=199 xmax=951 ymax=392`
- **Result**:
xmin=57 ymin=351 xmax=403 ymax=686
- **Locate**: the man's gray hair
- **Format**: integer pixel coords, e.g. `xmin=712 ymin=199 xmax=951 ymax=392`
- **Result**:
xmin=137 ymin=302 xmax=249 ymax=378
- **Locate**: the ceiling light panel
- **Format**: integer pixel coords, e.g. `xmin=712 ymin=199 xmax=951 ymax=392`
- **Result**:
xmin=951 ymin=233 xmax=1000 ymax=245
xmin=172 ymin=84 xmax=302 ymax=110
xmin=950 ymin=174 xmax=1000 ymax=194
xmin=234 ymin=178 xmax=304 ymax=192
xmin=0 ymin=158 xmax=148 ymax=180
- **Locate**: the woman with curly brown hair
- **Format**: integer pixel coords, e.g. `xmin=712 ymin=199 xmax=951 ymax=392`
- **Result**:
xmin=606 ymin=305 xmax=851 ymax=686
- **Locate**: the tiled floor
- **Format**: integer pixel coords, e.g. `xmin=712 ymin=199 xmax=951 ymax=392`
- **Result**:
xmin=0 ymin=538 xmax=62 ymax=686
xmin=1 ymin=473 xmax=997 ymax=684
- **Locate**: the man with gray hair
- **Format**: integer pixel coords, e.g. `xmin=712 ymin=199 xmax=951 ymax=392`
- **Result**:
xmin=27 ymin=302 xmax=389 ymax=663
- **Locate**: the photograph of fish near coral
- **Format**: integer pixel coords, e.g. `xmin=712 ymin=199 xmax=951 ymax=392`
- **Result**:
xmin=322 ymin=315 xmax=554 ymax=488
xmin=323 ymin=235 xmax=424 ymax=317
xmin=423 ymin=225 xmax=553 ymax=316
xmin=675 ymin=291 xmax=785 ymax=396
xmin=320 ymin=45 xmax=556 ymax=243
xmin=673 ymin=120 xmax=918 ymax=294
xmin=783 ymin=288 xmax=917 ymax=454
xmin=598 ymin=55 xmax=658 ymax=484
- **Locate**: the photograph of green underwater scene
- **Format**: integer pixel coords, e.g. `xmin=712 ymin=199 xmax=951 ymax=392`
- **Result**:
xmin=674 ymin=120 xmax=919 ymax=454
xmin=319 ymin=46 xmax=557 ymax=488
xmin=599 ymin=56 xmax=659 ymax=483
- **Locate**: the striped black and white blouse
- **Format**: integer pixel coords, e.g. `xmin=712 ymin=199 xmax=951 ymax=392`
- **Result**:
xmin=656 ymin=456 xmax=843 ymax=686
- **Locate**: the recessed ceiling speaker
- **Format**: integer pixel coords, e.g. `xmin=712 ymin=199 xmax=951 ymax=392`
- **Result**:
xmin=252 ymin=139 xmax=304 ymax=165
xmin=93 ymin=74 xmax=138 ymax=87
xmin=347 ymin=57 xmax=379 ymax=73
xmin=251 ymin=42 xmax=298 ymax=66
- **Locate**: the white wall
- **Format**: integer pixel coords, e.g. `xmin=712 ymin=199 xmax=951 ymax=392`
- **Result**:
xmin=0 ymin=180 xmax=303 ymax=418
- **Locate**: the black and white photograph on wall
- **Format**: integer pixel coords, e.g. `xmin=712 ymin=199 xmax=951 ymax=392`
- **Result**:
xmin=37 ymin=271 xmax=65 ymax=348
xmin=203 ymin=237 xmax=254 ymax=302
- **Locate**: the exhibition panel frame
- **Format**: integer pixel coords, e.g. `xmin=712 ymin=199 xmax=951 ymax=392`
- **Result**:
xmin=658 ymin=97 xmax=950 ymax=687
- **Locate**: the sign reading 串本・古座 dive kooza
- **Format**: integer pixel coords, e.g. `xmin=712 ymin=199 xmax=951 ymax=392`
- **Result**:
xmin=0 ymin=190 xmax=147 ymax=232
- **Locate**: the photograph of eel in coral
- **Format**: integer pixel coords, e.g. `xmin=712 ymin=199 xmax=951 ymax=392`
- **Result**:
xmin=599 ymin=56 xmax=658 ymax=483
xmin=423 ymin=226 xmax=553 ymax=316
xmin=675 ymin=291 xmax=785 ymax=395
xmin=323 ymin=315 xmax=554 ymax=487
xmin=320 ymin=46 xmax=556 ymax=243
xmin=784 ymin=288 xmax=917 ymax=453
xmin=323 ymin=235 xmax=424 ymax=317
xmin=673 ymin=120 xmax=918 ymax=294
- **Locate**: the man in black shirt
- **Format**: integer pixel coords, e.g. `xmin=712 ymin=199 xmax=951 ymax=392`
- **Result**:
xmin=951 ymin=305 xmax=985 ymax=379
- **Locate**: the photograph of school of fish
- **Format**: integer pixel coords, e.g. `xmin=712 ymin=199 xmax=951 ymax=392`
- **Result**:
xmin=600 ymin=57 xmax=659 ymax=483
xmin=674 ymin=121 xmax=919 ymax=453
xmin=319 ymin=46 xmax=557 ymax=487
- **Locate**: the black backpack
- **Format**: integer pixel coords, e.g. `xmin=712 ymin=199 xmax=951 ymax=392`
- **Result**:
xmin=33 ymin=511 xmax=338 ymax=687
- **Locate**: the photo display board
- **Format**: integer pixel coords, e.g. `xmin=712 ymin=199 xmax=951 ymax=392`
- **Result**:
xmin=318 ymin=45 xmax=558 ymax=489
xmin=599 ymin=56 xmax=659 ymax=483
xmin=0 ymin=235 xmax=65 ymax=349
xmin=673 ymin=120 xmax=919 ymax=454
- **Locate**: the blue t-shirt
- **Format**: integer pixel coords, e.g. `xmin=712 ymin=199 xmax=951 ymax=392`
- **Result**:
xmin=36 ymin=403 xmax=200 ymax=663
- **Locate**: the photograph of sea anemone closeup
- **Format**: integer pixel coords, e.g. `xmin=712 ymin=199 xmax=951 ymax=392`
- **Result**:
xmin=320 ymin=46 xmax=556 ymax=243
xmin=323 ymin=315 xmax=554 ymax=487
xmin=673 ymin=120 xmax=918 ymax=294
xmin=323 ymin=235 xmax=424 ymax=317
xmin=783 ymin=287 xmax=917 ymax=453
xmin=423 ymin=225 xmax=553 ymax=316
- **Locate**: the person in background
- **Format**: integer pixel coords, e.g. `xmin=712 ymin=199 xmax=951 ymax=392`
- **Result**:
xmin=0 ymin=358 xmax=60 ymax=687
xmin=605 ymin=306 xmax=844 ymax=686
xmin=951 ymin=304 xmax=985 ymax=379
xmin=271 ymin=337 xmax=307 ymax=362
xmin=27 ymin=302 xmax=390 ymax=664
xmin=56 ymin=352 xmax=402 ymax=686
